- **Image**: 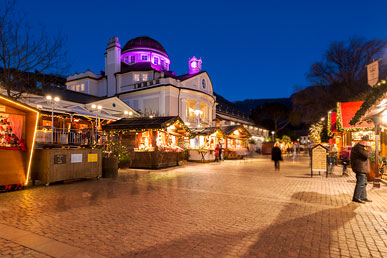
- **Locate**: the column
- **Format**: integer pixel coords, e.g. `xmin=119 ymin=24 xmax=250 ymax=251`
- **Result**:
xmin=181 ymin=98 xmax=186 ymax=121
xmin=160 ymin=89 xmax=165 ymax=116
xmin=196 ymin=101 xmax=201 ymax=126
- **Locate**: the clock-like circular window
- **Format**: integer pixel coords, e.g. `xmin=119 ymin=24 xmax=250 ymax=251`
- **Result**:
xmin=202 ymin=79 xmax=206 ymax=89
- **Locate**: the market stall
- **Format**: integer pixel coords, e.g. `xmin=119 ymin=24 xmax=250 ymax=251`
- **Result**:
xmin=350 ymin=79 xmax=387 ymax=184
xmin=329 ymin=101 xmax=374 ymax=154
xmin=0 ymin=95 xmax=39 ymax=188
xmin=221 ymin=125 xmax=251 ymax=159
xmin=188 ymin=127 xmax=224 ymax=162
xmin=103 ymin=116 xmax=190 ymax=168
xmin=31 ymin=148 xmax=102 ymax=185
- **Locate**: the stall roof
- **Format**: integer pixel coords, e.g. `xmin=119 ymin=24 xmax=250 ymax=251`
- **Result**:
xmin=337 ymin=101 xmax=373 ymax=131
xmin=190 ymin=127 xmax=221 ymax=136
xmin=220 ymin=125 xmax=251 ymax=137
xmin=103 ymin=116 xmax=188 ymax=131
xmin=350 ymin=80 xmax=387 ymax=126
xmin=328 ymin=111 xmax=338 ymax=134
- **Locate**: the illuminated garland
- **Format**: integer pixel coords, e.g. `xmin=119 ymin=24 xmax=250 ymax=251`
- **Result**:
xmin=337 ymin=102 xmax=374 ymax=132
xmin=350 ymin=79 xmax=387 ymax=126
xmin=327 ymin=111 xmax=333 ymax=136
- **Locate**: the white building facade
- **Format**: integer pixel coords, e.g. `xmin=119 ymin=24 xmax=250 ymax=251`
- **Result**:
xmin=66 ymin=36 xmax=215 ymax=128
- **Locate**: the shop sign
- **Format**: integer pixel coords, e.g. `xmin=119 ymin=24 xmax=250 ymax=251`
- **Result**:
xmin=88 ymin=154 xmax=98 ymax=162
xmin=311 ymin=144 xmax=328 ymax=177
xmin=367 ymin=60 xmax=379 ymax=87
xmin=54 ymin=154 xmax=66 ymax=164
xmin=0 ymin=105 xmax=5 ymax=112
xmin=71 ymin=154 xmax=83 ymax=163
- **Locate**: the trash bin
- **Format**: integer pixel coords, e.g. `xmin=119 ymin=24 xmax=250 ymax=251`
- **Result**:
xmin=102 ymin=156 xmax=118 ymax=178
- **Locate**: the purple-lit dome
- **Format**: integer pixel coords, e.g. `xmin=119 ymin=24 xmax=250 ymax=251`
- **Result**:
xmin=122 ymin=36 xmax=168 ymax=57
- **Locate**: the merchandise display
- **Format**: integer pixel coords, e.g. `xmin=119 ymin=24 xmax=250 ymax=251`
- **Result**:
xmin=0 ymin=113 xmax=26 ymax=150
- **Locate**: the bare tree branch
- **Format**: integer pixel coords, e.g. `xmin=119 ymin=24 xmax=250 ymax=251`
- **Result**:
xmin=0 ymin=0 xmax=68 ymax=99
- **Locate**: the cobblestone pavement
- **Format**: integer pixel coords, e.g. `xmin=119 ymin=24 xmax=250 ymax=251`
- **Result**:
xmin=0 ymin=156 xmax=387 ymax=257
xmin=0 ymin=237 xmax=52 ymax=258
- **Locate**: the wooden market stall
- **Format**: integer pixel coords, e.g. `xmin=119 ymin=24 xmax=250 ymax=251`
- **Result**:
xmin=188 ymin=127 xmax=224 ymax=162
xmin=0 ymin=95 xmax=39 ymax=188
xmin=103 ymin=116 xmax=190 ymax=169
xmin=221 ymin=125 xmax=251 ymax=159
xmin=329 ymin=101 xmax=374 ymax=155
xmin=350 ymin=80 xmax=387 ymax=184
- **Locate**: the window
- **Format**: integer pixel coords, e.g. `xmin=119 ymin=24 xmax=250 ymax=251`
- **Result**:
xmin=160 ymin=59 xmax=165 ymax=67
xmin=134 ymin=74 xmax=140 ymax=81
xmin=36 ymin=81 xmax=42 ymax=89
xmin=142 ymin=55 xmax=148 ymax=61
xmin=80 ymin=84 xmax=85 ymax=91
xmin=142 ymin=74 xmax=148 ymax=81
xmin=130 ymin=56 xmax=135 ymax=63
xmin=124 ymin=56 xmax=129 ymax=64
xmin=153 ymin=57 xmax=158 ymax=65
xmin=202 ymin=79 xmax=206 ymax=89
xmin=76 ymin=84 xmax=80 ymax=92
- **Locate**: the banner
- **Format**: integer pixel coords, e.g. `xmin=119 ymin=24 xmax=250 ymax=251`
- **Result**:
xmin=367 ymin=60 xmax=379 ymax=87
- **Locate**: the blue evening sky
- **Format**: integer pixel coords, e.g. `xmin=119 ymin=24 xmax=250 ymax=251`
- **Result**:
xmin=17 ymin=0 xmax=387 ymax=101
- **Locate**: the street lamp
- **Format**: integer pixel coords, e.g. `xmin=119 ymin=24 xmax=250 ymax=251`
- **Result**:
xmin=91 ymin=104 xmax=102 ymax=144
xmin=271 ymin=131 xmax=275 ymax=142
xmin=46 ymin=95 xmax=60 ymax=143
xmin=124 ymin=110 xmax=133 ymax=117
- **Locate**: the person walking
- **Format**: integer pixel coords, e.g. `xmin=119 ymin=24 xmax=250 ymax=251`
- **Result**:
xmin=214 ymin=144 xmax=220 ymax=162
xmin=351 ymin=135 xmax=372 ymax=203
xmin=271 ymin=142 xmax=283 ymax=171
xmin=292 ymin=142 xmax=297 ymax=162
xmin=219 ymin=142 xmax=223 ymax=161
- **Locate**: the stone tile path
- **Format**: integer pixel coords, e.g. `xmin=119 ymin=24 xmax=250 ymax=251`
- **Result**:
xmin=0 ymin=156 xmax=386 ymax=257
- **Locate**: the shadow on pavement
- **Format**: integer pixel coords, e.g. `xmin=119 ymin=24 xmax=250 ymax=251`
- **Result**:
xmin=120 ymin=192 xmax=359 ymax=257
xmin=244 ymin=191 xmax=359 ymax=257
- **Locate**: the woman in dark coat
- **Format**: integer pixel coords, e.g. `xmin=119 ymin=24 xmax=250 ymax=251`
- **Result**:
xmin=271 ymin=142 xmax=283 ymax=170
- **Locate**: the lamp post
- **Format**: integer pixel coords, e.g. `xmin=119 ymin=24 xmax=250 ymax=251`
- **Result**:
xmin=92 ymin=104 xmax=102 ymax=144
xmin=271 ymin=131 xmax=275 ymax=142
xmin=46 ymin=95 xmax=60 ymax=143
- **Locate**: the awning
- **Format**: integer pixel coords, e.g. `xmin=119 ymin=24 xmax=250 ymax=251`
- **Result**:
xmin=337 ymin=101 xmax=373 ymax=131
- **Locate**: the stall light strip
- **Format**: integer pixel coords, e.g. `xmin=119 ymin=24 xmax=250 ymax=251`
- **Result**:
xmin=25 ymin=112 xmax=39 ymax=186
xmin=0 ymin=95 xmax=38 ymax=113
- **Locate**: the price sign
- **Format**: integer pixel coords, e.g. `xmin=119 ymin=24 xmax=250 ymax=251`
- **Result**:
xmin=311 ymin=144 xmax=328 ymax=177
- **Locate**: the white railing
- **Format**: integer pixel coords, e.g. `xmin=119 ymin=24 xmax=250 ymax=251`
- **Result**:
xmin=35 ymin=126 xmax=106 ymax=145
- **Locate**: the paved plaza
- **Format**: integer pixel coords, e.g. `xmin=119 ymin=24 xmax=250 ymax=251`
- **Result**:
xmin=0 ymin=156 xmax=387 ymax=258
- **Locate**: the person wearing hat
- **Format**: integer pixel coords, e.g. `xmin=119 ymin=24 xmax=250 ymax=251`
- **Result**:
xmin=350 ymin=135 xmax=372 ymax=203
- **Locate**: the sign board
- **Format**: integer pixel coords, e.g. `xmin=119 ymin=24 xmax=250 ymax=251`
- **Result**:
xmin=311 ymin=144 xmax=328 ymax=177
xmin=88 ymin=154 xmax=98 ymax=162
xmin=367 ymin=60 xmax=379 ymax=87
xmin=0 ymin=105 xmax=5 ymax=112
xmin=71 ymin=154 xmax=83 ymax=163
xmin=54 ymin=154 xmax=66 ymax=164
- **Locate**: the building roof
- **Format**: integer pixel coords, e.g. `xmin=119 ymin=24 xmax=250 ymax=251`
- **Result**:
xmin=122 ymin=36 xmax=168 ymax=57
xmin=177 ymin=71 xmax=207 ymax=81
xmin=120 ymin=63 xmax=177 ymax=79
xmin=220 ymin=125 xmax=251 ymax=138
xmin=103 ymin=116 xmax=185 ymax=131
xmin=215 ymin=92 xmax=250 ymax=121
xmin=42 ymin=87 xmax=103 ymax=104
xmin=329 ymin=111 xmax=338 ymax=134
xmin=337 ymin=101 xmax=373 ymax=131
xmin=190 ymin=127 xmax=221 ymax=136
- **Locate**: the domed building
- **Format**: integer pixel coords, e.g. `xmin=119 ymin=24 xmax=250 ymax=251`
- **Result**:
xmin=66 ymin=36 xmax=215 ymax=127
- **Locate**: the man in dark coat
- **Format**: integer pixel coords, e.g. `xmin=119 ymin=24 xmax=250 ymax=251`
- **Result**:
xmin=271 ymin=142 xmax=283 ymax=171
xmin=351 ymin=135 xmax=372 ymax=203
